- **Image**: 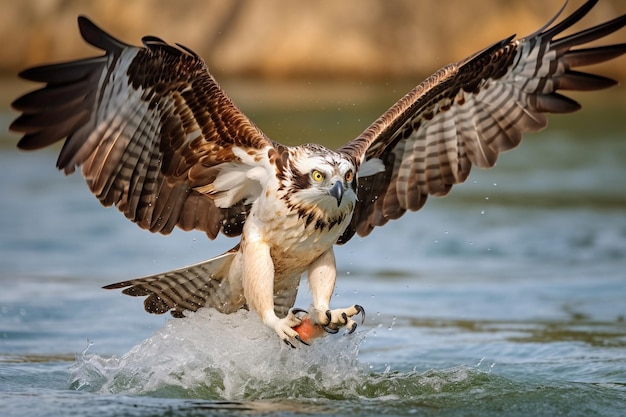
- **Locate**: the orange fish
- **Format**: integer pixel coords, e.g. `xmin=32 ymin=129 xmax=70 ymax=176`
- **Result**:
xmin=292 ymin=315 xmax=325 ymax=344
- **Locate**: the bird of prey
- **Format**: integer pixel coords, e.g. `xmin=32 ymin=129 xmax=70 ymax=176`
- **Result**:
xmin=10 ymin=0 xmax=626 ymax=347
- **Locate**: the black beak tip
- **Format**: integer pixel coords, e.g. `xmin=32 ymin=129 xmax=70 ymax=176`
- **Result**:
xmin=329 ymin=181 xmax=344 ymax=206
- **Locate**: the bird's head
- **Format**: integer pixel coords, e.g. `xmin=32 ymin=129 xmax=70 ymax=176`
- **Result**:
xmin=283 ymin=144 xmax=357 ymax=214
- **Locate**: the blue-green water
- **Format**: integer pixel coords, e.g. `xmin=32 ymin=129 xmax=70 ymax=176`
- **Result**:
xmin=1 ymin=85 xmax=625 ymax=416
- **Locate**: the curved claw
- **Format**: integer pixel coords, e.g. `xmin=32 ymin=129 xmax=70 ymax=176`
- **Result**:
xmin=322 ymin=305 xmax=366 ymax=335
xmin=323 ymin=325 xmax=339 ymax=334
xmin=291 ymin=307 xmax=308 ymax=316
xmin=323 ymin=309 xmax=340 ymax=334
xmin=283 ymin=335 xmax=310 ymax=348
xmin=347 ymin=321 xmax=358 ymax=335
xmin=295 ymin=335 xmax=310 ymax=346
xmin=354 ymin=304 xmax=366 ymax=324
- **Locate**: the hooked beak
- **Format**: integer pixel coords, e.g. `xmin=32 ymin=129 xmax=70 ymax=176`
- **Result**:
xmin=329 ymin=181 xmax=344 ymax=207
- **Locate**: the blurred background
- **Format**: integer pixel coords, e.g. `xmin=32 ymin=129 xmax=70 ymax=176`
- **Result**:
xmin=1 ymin=0 xmax=626 ymax=79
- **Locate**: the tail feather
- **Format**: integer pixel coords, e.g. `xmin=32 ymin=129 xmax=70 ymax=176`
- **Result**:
xmin=104 ymin=245 xmax=244 ymax=318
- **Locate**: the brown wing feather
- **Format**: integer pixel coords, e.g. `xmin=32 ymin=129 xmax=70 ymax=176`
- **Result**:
xmin=337 ymin=0 xmax=626 ymax=244
xmin=10 ymin=16 xmax=276 ymax=239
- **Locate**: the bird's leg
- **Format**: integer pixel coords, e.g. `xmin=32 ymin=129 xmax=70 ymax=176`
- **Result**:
xmin=307 ymin=248 xmax=365 ymax=334
xmin=241 ymin=234 xmax=306 ymax=347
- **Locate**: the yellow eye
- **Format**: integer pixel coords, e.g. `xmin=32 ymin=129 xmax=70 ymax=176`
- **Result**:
xmin=311 ymin=170 xmax=325 ymax=182
xmin=345 ymin=170 xmax=354 ymax=183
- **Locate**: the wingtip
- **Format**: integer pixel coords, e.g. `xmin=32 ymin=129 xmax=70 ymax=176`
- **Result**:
xmin=17 ymin=65 xmax=46 ymax=82
xmin=76 ymin=15 xmax=90 ymax=28
xmin=15 ymin=134 xmax=38 ymax=151
xmin=77 ymin=15 xmax=129 ymax=52
xmin=77 ymin=15 xmax=99 ymax=42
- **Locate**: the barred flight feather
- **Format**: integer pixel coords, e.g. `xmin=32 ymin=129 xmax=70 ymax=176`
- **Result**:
xmin=12 ymin=16 xmax=277 ymax=240
xmin=336 ymin=0 xmax=626 ymax=243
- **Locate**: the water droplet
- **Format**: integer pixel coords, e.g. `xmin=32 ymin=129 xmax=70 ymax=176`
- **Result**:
xmin=81 ymin=340 xmax=94 ymax=356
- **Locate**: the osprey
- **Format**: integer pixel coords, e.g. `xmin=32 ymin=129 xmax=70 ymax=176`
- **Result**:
xmin=11 ymin=1 xmax=626 ymax=347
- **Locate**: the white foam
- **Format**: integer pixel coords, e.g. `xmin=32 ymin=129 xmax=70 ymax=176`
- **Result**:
xmin=69 ymin=308 xmax=367 ymax=399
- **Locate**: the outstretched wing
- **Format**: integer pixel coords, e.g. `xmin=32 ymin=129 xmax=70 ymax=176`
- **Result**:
xmin=337 ymin=0 xmax=626 ymax=243
xmin=10 ymin=16 xmax=278 ymax=239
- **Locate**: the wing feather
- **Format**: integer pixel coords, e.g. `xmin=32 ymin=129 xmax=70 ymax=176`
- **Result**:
xmin=10 ymin=16 xmax=276 ymax=239
xmin=104 ymin=246 xmax=242 ymax=317
xmin=337 ymin=0 xmax=626 ymax=243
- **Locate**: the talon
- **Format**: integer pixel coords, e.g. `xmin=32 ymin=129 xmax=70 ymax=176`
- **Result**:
xmin=295 ymin=335 xmax=310 ymax=346
xmin=323 ymin=325 xmax=339 ymax=334
xmin=355 ymin=304 xmax=366 ymax=324
xmin=291 ymin=307 xmax=308 ymax=317
xmin=284 ymin=338 xmax=296 ymax=349
xmin=347 ymin=321 xmax=357 ymax=335
xmin=325 ymin=309 xmax=332 ymax=325
xmin=321 ymin=304 xmax=366 ymax=335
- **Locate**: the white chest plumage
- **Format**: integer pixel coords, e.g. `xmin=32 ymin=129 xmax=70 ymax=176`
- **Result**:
xmin=246 ymin=172 xmax=356 ymax=279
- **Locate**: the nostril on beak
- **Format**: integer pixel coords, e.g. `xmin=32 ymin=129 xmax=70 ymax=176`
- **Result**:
xmin=329 ymin=181 xmax=344 ymax=206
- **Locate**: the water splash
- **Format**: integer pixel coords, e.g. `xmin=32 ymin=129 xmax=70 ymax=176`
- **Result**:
xmin=70 ymin=309 xmax=367 ymax=399
xmin=69 ymin=308 xmax=489 ymax=401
